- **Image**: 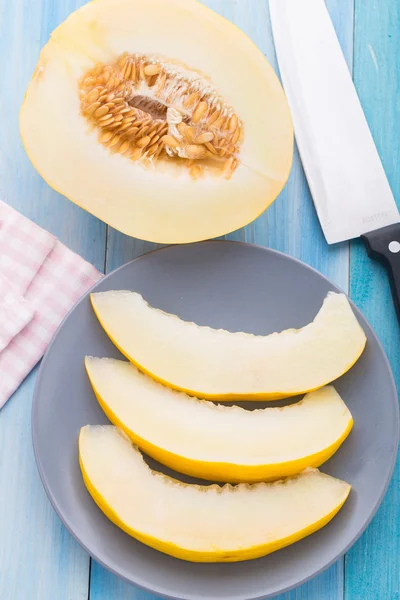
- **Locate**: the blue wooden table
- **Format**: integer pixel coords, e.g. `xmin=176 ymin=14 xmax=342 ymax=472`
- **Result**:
xmin=0 ymin=0 xmax=399 ymax=598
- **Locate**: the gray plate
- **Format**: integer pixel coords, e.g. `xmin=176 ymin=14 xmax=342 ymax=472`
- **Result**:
xmin=32 ymin=241 xmax=399 ymax=600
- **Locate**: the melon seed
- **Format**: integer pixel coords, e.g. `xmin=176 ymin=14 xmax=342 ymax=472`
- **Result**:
xmin=194 ymin=132 xmax=214 ymax=144
xmin=186 ymin=144 xmax=208 ymax=159
xmin=137 ymin=136 xmax=151 ymax=148
xmin=162 ymin=135 xmax=179 ymax=148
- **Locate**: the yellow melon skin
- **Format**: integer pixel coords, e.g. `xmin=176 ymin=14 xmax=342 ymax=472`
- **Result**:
xmin=19 ymin=0 xmax=293 ymax=244
xmin=90 ymin=291 xmax=367 ymax=401
xmin=79 ymin=425 xmax=351 ymax=562
xmin=85 ymin=357 xmax=353 ymax=483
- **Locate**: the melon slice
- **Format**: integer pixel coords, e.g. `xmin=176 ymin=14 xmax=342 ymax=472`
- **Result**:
xmin=79 ymin=425 xmax=351 ymax=562
xmin=90 ymin=291 xmax=366 ymax=400
xmin=85 ymin=357 xmax=353 ymax=482
xmin=20 ymin=0 xmax=293 ymax=244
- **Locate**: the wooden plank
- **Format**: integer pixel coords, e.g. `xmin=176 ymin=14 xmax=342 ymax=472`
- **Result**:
xmin=346 ymin=0 xmax=400 ymax=597
xmin=257 ymin=1 xmax=352 ymax=598
xmin=0 ymin=0 xmax=106 ymax=599
xmin=91 ymin=1 xmax=353 ymax=599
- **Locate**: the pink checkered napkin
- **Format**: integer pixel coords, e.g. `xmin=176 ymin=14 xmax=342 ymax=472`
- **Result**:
xmin=0 ymin=201 xmax=102 ymax=407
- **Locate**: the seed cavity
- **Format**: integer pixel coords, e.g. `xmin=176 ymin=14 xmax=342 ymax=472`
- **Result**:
xmin=79 ymin=53 xmax=242 ymax=179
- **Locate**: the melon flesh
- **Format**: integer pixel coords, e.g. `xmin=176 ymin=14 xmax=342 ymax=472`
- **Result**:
xmin=20 ymin=0 xmax=293 ymax=243
xmin=79 ymin=425 xmax=351 ymax=562
xmin=85 ymin=357 xmax=353 ymax=482
xmin=90 ymin=291 xmax=366 ymax=400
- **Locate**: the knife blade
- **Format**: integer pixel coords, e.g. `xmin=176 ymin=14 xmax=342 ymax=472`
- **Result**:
xmin=269 ymin=0 xmax=400 ymax=320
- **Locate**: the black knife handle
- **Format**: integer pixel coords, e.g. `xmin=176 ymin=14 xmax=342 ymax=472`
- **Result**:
xmin=361 ymin=223 xmax=400 ymax=323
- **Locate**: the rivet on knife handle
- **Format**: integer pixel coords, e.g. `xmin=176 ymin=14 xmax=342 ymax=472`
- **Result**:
xmin=361 ymin=223 xmax=400 ymax=322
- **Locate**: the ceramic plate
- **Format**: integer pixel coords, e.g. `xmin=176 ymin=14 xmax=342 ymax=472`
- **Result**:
xmin=32 ymin=241 xmax=399 ymax=600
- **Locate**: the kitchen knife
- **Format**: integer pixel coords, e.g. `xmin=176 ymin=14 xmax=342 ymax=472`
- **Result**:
xmin=269 ymin=0 xmax=400 ymax=321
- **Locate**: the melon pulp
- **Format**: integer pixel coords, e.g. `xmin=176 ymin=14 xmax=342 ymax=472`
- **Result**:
xmin=90 ymin=291 xmax=367 ymax=400
xmin=85 ymin=357 xmax=353 ymax=483
xmin=79 ymin=425 xmax=351 ymax=562
xmin=20 ymin=0 xmax=293 ymax=244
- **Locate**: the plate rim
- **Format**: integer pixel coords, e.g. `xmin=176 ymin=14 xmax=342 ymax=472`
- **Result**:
xmin=31 ymin=240 xmax=400 ymax=600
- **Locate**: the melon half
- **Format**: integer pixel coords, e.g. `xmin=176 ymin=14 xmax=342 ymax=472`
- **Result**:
xmin=20 ymin=0 xmax=293 ymax=243
xmin=79 ymin=425 xmax=351 ymax=562
xmin=85 ymin=357 xmax=353 ymax=482
xmin=90 ymin=290 xmax=367 ymax=400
